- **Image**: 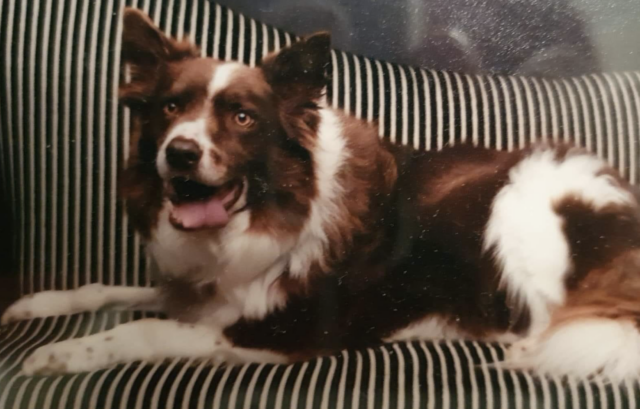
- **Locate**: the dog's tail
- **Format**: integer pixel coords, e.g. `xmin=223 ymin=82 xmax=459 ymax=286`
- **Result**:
xmin=505 ymin=252 xmax=640 ymax=383
xmin=507 ymin=316 xmax=640 ymax=382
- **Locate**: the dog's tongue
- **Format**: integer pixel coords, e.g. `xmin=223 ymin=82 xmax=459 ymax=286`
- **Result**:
xmin=172 ymin=197 xmax=229 ymax=229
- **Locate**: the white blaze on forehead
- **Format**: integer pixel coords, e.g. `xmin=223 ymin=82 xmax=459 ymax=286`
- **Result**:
xmin=167 ymin=119 xmax=208 ymax=143
xmin=208 ymin=62 xmax=244 ymax=98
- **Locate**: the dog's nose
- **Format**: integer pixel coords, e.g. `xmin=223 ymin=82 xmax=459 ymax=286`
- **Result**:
xmin=165 ymin=137 xmax=202 ymax=171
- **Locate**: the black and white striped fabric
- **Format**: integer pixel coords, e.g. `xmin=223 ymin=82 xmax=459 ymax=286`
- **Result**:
xmin=1 ymin=0 xmax=640 ymax=408
xmin=0 ymin=313 xmax=639 ymax=409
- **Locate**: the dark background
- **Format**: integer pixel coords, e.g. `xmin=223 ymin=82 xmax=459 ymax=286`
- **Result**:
xmin=0 ymin=180 xmax=17 ymax=312
xmin=218 ymin=0 xmax=640 ymax=77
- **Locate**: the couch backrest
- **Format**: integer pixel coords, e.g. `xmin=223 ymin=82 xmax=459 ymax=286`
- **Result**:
xmin=1 ymin=0 xmax=640 ymax=295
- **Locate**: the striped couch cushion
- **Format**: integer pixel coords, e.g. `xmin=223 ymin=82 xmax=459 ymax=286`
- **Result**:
xmin=1 ymin=0 xmax=640 ymax=407
xmin=1 ymin=313 xmax=639 ymax=409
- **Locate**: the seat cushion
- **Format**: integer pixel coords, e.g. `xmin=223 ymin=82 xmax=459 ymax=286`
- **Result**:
xmin=1 ymin=313 xmax=638 ymax=409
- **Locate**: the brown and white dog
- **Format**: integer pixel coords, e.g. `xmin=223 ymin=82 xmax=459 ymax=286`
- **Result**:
xmin=4 ymin=8 xmax=640 ymax=382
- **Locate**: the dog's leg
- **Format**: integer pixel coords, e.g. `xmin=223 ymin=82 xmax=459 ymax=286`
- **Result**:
xmin=21 ymin=318 xmax=287 ymax=375
xmin=1 ymin=284 xmax=161 ymax=325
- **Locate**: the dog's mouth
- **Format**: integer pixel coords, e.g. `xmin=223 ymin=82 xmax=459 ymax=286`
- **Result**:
xmin=167 ymin=177 xmax=244 ymax=231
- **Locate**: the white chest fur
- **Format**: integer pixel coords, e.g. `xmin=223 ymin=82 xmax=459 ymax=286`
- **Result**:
xmin=148 ymin=206 xmax=293 ymax=324
xmin=150 ymin=207 xmax=291 ymax=279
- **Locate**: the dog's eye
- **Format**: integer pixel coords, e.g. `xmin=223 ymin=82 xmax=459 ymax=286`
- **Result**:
xmin=234 ymin=111 xmax=255 ymax=127
xmin=163 ymin=101 xmax=179 ymax=115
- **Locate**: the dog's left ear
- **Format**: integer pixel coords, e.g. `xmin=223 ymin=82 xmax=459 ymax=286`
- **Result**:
xmin=261 ymin=32 xmax=331 ymax=103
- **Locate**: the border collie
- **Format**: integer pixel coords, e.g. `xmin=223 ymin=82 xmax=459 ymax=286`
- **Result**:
xmin=4 ymin=8 xmax=640 ymax=382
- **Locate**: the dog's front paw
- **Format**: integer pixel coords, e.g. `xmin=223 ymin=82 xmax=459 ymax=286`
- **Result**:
xmin=1 ymin=295 xmax=40 ymax=325
xmin=2 ymin=292 xmax=76 ymax=325
xmin=23 ymin=339 xmax=114 ymax=375
xmin=1 ymin=285 xmax=108 ymax=325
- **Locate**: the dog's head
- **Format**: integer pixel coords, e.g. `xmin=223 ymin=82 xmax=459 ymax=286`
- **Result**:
xmin=120 ymin=8 xmax=331 ymax=234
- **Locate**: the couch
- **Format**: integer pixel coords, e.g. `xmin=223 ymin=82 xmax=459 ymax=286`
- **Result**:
xmin=1 ymin=1 xmax=639 ymax=407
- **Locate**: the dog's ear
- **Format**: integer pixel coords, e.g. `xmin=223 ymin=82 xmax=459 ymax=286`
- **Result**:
xmin=120 ymin=8 xmax=198 ymax=107
xmin=261 ymin=32 xmax=331 ymax=103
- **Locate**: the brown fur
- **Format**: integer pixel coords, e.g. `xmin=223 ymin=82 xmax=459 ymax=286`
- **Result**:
xmin=548 ymin=251 xmax=640 ymax=333
xmin=157 ymin=277 xmax=217 ymax=322
xmin=555 ymin=196 xmax=640 ymax=289
xmin=222 ymin=143 xmax=531 ymax=357
xmin=119 ymin=8 xmax=640 ymax=363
